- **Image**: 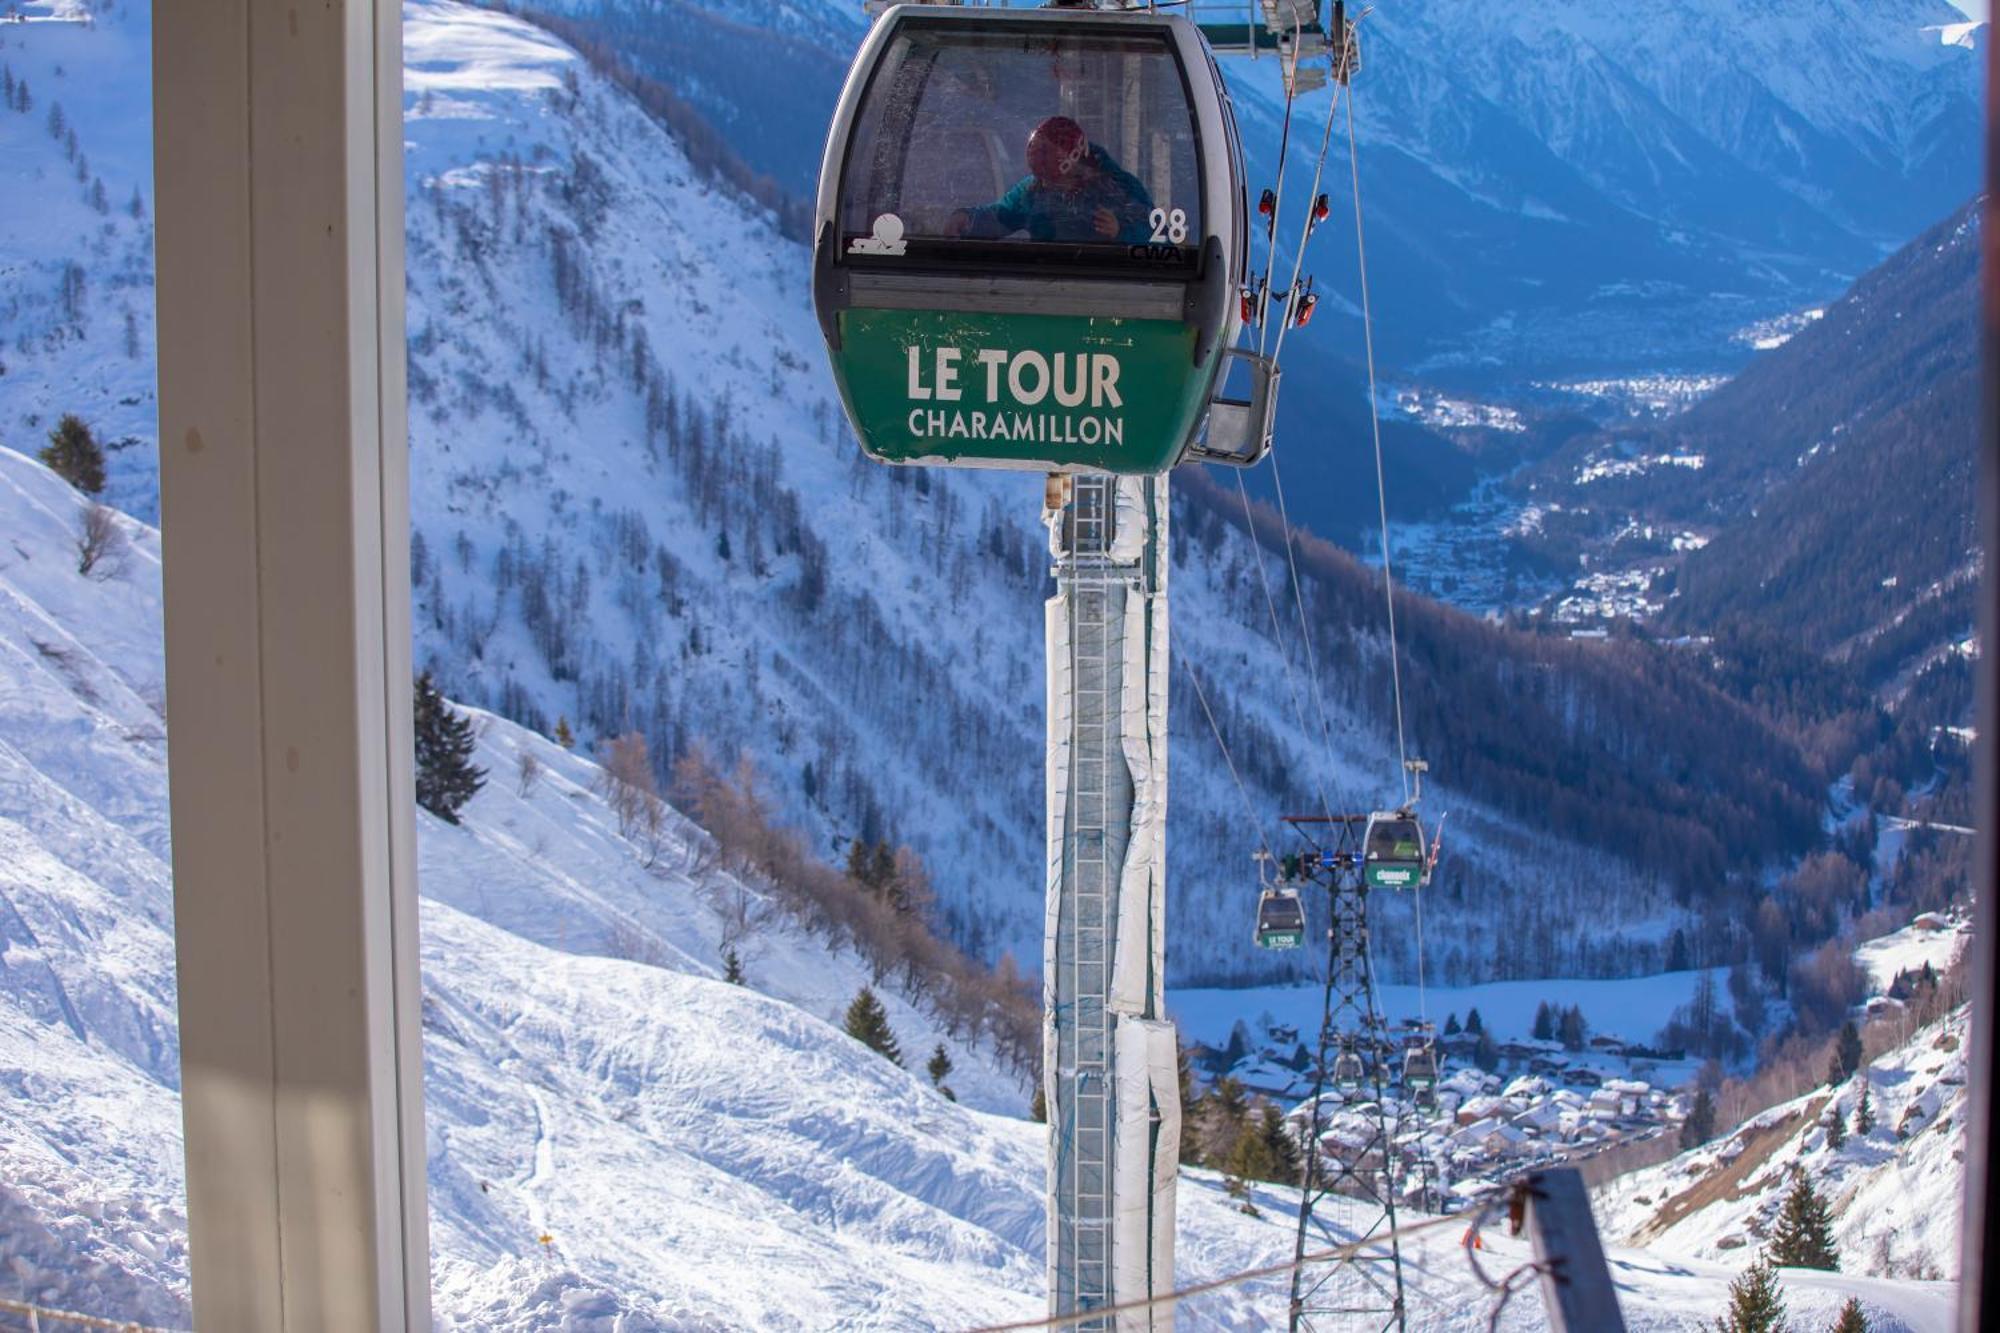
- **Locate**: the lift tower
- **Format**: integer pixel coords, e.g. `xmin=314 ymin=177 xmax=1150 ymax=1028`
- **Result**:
xmin=814 ymin=4 xmax=1319 ymax=1324
xmin=1044 ymin=473 xmax=1177 ymax=1328
xmin=1281 ymin=814 xmax=1408 ymax=1333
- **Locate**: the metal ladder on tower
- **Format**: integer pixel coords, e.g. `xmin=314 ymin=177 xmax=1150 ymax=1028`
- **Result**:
xmin=1067 ymin=474 xmax=1115 ymax=1323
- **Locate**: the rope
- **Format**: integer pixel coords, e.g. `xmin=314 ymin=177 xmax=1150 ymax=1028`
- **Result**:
xmin=1178 ymin=646 xmax=1273 ymax=861
xmin=0 ymin=1298 xmax=184 ymax=1333
xmin=1267 ymin=57 xmax=1345 ymax=363
xmin=1231 ymin=470 xmax=1335 ymax=823
xmin=1414 ymin=871 xmax=1428 ymax=1026
xmin=1252 ymin=15 xmax=1304 ymax=354
xmin=1342 ymin=78 xmax=1411 ymax=805
xmin=963 ymin=1212 xmax=1465 ymax=1332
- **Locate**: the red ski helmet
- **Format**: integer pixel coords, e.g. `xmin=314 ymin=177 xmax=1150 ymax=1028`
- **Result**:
xmin=1027 ymin=116 xmax=1089 ymax=185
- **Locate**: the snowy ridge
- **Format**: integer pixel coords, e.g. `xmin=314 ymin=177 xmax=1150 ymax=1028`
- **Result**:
xmin=1594 ymin=1006 xmax=1970 ymax=1317
xmin=0 ymin=441 xmax=1301 ymax=1327
xmin=0 ymin=0 xmax=160 ymax=521
xmin=1593 ymin=919 xmax=1972 ymax=1288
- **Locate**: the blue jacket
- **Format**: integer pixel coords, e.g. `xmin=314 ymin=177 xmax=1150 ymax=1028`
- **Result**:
xmin=961 ymin=144 xmax=1155 ymax=245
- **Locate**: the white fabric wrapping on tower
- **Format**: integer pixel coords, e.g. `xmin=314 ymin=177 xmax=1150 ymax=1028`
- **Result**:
xmin=1111 ymin=1018 xmax=1151 ymax=1330
xmin=1112 ymin=585 xmax=1157 ymax=1017
xmin=1144 ymin=1016 xmax=1180 ymax=1330
xmin=1042 ymin=586 xmax=1071 ymax=1308
xmin=1110 ymin=1016 xmax=1182 ymax=1332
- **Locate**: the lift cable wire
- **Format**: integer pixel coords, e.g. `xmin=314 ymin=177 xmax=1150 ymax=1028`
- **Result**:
xmin=1234 ymin=44 xmax=1357 ymax=830
xmin=1261 ymin=70 xmax=1354 ymax=822
xmin=1338 ymin=78 xmax=1411 ymax=806
xmin=1252 ymin=17 xmax=1305 ymax=356
xmin=1178 ymin=643 xmax=1275 ymax=862
xmin=964 ymin=1211 xmax=1466 ymax=1332
xmin=0 ymin=1296 xmax=185 ymax=1333
xmin=1267 ymin=35 xmax=1348 ymax=362
xmin=1232 ymin=468 xmax=1338 ymax=825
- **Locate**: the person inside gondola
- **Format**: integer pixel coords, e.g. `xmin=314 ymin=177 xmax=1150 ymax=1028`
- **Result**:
xmin=945 ymin=115 xmax=1153 ymax=244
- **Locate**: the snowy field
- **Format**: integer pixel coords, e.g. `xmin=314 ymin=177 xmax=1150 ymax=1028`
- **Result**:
xmin=1172 ymin=970 xmax=1713 ymax=1055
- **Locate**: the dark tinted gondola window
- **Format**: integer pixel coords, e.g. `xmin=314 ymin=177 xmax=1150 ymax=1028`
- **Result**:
xmin=839 ymin=25 xmax=1202 ymax=267
xmin=1367 ymin=819 xmax=1421 ymax=861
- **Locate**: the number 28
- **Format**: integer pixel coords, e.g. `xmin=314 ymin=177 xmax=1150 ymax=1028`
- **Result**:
xmin=1148 ymin=207 xmax=1189 ymax=245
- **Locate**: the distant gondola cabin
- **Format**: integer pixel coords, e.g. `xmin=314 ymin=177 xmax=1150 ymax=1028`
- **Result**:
xmin=1254 ymin=886 xmax=1306 ymax=950
xmin=813 ymin=5 xmax=1274 ymax=474
xmin=1362 ymin=812 xmax=1426 ymax=891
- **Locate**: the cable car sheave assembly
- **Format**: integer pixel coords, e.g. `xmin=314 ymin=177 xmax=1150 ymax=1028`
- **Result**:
xmin=813 ymin=3 xmax=1353 ymax=1328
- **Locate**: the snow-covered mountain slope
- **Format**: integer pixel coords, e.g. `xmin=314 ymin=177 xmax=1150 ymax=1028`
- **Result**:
xmin=0 ymin=0 xmax=159 ymax=522
xmin=541 ymin=0 xmax=1982 ymax=378
xmin=0 ymin=440 xmax=1298 ymax=1327
xmin=1596 ymin=999 xmax=1972 ymax=1288
xmin=0 ymin=0 xmax=1837 ymax=992
xmin=394 ymin=0 xmax=1763 ymax=990
xmin=1 ymin=438 xmax=1964 ymax=1331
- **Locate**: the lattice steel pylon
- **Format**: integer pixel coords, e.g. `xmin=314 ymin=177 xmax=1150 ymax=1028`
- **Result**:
xmin=1282 ymin=814 xmax=1408 ymax=1333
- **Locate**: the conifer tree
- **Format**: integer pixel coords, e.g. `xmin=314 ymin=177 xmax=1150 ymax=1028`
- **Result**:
xmin=1177 ymin=1042 xmax=1204 ymax=1164
xmin=845 ymin=838 xmax=872 ymax=886
xmin=842 ymin=986 xmax=902 ymax=1066
xmin=1223 ymin=1119 xmax=1276 ymax=1189
xmin=1853 ymin=1082 xmax=1874 ymax=1136
xmin=1258 ymin=1102 xmax=1301 ymax=1184
xmin=1472 ymin=1028 xmax=1499 ymax=1073
xmin=39 ymin=413 xmax=106 ymax=494
xmin=1680 ymin=1088 xmax=1717 ymax=1150
xmin=1824 ymin=1103 xmax=1846 ymax=1151
xmin=1831 ymin=1295 xmax=1868 ymax=1333
xmin=1768 ymin=1170 xmax=1839 ymax=1271
xmin=1031 ymin=1084 xmax=1047 ymax=1123
xmin=1559 ymin=1005 xmax=1589 ymax=1052
xmin=553 ymin=715 xmax=574 ymax=748
xmin=1464 ymin=1008 xmax=1484 ymax=1035
xmin=1443 ymin=1012 xmax=1461 ymax=1037
xmin=926 ymin=1042 xmax=954 ymax=1089
xmin=1532 ymin=1001 xmax=1555 ymax=1042
xmin=1213 ymin=1075 xmax=1250 ymax=1126
xmin=722 ymin=947 xmax=744 ymax=985
xmin=414 ymin=671 xmax=485 ymax=823
xmin=1832 ymin=1021 xmax=1863 ymax=1084
xmin=1713 ymin=1255 xmax=1786 ymax=1333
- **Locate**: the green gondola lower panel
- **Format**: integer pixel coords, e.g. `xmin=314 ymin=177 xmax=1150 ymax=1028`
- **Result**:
xmin=832 ymin=308 xmax=1216 ymax=474
xmin=1365 ymin=863 xmax=1421 ymax=891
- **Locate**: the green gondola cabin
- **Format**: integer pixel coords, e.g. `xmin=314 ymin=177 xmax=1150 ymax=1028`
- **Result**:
xmin=813 ymin=4 xmax=1276 ymax=474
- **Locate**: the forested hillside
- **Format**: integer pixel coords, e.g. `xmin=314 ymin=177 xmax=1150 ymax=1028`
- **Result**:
xmin=1664 ymin=202 xmax=1979 ymax=686
xmin=0 ymin=0 xmax=1869 ymax=993
xmin=1517 ymin=197 xmax=1978 ymax=702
